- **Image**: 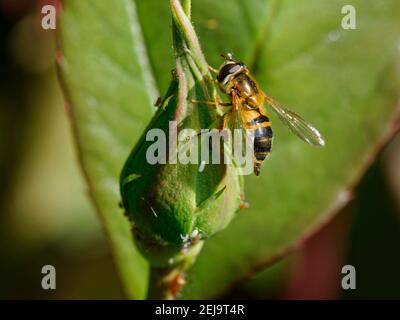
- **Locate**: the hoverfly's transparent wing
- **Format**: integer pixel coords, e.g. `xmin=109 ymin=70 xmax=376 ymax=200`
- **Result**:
xmin=264 ymin=95 xmax=325 ymax=147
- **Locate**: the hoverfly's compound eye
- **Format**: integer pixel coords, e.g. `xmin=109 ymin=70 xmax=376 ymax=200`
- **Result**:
xmin=217 ymin=63 xmax=244 ymax=85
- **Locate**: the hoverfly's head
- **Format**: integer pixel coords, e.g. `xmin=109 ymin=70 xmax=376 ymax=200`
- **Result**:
xmin=217 ymin=53 xmax=248 ymax=87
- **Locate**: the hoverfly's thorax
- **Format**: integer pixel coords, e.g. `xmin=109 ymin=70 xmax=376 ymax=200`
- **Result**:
xmin=231 ymin=73 xmax=264 ymax=108
xmin=233 ymin=74 xmax=257 ymax=97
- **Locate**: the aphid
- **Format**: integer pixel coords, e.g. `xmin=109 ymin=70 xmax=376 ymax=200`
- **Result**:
xmin=200 ymin=53 xmax=325 ymax=176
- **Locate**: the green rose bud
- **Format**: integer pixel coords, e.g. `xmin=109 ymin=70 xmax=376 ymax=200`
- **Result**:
xmin=120 ymin=68 xmax=243 ymax=267
xmin=119 ymin=0 xmax=244 ymax=298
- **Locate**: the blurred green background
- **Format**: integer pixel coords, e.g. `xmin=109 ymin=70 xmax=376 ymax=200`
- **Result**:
xmin=0 ymin=0 xmax=399 ymax=299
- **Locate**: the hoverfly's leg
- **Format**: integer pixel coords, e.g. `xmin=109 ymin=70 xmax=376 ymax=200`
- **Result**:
xmin=204 ymin=74 xmax=219 ymax=86
xmin=191 ymin=99 xmax=232 ymax=107
xmin=222 ymin=111 xmax=232 ymax=129
xmin=190 ymin=99 xmax=218 ymax=107
xmin=208 ymin=65 xmax=219 ymax=75
xmin=217 ymin=100 xmax=232 ymax=106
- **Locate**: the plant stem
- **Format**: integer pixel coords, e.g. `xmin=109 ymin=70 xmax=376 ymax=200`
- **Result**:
xmin=147 ymin=266 xmax=185 ymax=300
xmin=147 ymin=241 xmax=204 ymax=299
xmin=170 ymin=0 xmax=208 ymax=75
xmin=183 ymin=0 xmax=191 ymax=19
xmin=146 ymin=0 xmax=215 ymax=300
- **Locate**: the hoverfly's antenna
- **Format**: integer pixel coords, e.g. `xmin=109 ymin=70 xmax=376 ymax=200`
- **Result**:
xmin=221 ymin=53 xmax=235 ymax=61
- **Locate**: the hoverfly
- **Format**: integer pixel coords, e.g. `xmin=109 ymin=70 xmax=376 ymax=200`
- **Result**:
xmin=202 ymin=53 xmax=325 ymax=176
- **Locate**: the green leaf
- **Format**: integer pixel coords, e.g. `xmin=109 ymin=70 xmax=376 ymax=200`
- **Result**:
xmin=58 ymin=0 xmax=158 ymax=299
xmin=180 ymin=0 xmax=400 ymax=298
xmin=59 ymin=0 xmax=400 ymax=299
xmin=137 ymin=0 xmax=400 ymax=298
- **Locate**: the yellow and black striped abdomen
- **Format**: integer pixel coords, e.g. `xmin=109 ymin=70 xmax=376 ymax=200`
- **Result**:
xmin=241 ymin=108 xmax=273 ymax=176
